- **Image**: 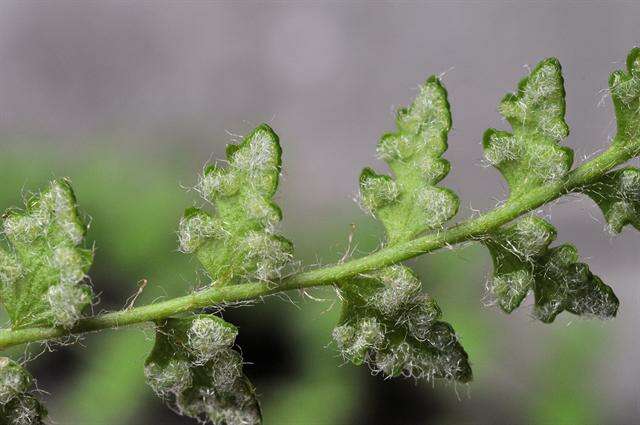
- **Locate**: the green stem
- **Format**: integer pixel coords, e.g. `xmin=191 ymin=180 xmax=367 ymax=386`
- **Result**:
xmin=0 ymin=144 xmax=634 ymax=351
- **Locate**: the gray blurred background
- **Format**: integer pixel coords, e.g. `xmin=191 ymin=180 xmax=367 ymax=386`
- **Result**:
xmin=0 ymin=1 xmax=639 ymax=424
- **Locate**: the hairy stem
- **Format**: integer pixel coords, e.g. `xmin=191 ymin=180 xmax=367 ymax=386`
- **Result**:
xmin=0 ymin=143 xmax=634 ymax=351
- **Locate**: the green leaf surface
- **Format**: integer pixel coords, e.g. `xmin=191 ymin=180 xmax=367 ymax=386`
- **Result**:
xmin=483 ymin=58 xmax=573 ymax=199
xmin=336 ymin=77 xmax=471 ymax=383
xmin=609 ymin=47 xmax=640 ymax=145
xmin=0 ymin=357 xmax=47 ymax=425
xmin=145 ymin=315 xmax=261 ymax=425
xmin=579 ymin=167 xmax=640 ymax=233
xmin=577 ymin=49 xmax=640 ymax=233
xmin=333 ymin=265 xmax=472 ymax=382
xmin=178 ymin=124 xmax=292 ymax=285
xmin=360 ymin=76 xmax=458 ymax=244
xmin=484 ymin=216 xmax=618 ymax=322
xmin=0 ymin=180 xmax=93 ymax=329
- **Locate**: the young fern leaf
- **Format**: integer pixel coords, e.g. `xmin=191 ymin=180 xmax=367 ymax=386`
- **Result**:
xmin=0 ymin=357 xmax=47 ymax=425
xmin=484 ymin=216 xmax=555 ymax=313
xmin=334 ymin=267 xmax=472 ymax=382
xmin=361 ymin=76 xmax=458 ymax=243
xmin=483 ymin=58 xmax=572 ymax=199
xmin=150 ymin=126 xmax=294 ymax=424
xmin=481 ymin=57 xmax=619 ymax=322
xmin=145 ymin=316 xmax=261 ymax=425
xmin=484 ymin=216 xmax=618 ymax=322
xmin=0 ymin=180 xmax=93 ymax=329
xmin=579 ymin=167 xmax=640 ymax=233
xmin=335 ymin=77 xmax=471 ymax=383
xmin=178 ymin=124 xmax=292 ymax=285
xmin=577 ymin=49 xmax=640 ymax=233
xmin=0 ymin=46 xmax=638 ymax=425
xmin=608 ymin=47 xmax=640 ymax=145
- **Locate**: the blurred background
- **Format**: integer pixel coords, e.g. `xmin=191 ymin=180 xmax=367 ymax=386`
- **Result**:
xmin=0 ymin=1 xmax=639 ymax=424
